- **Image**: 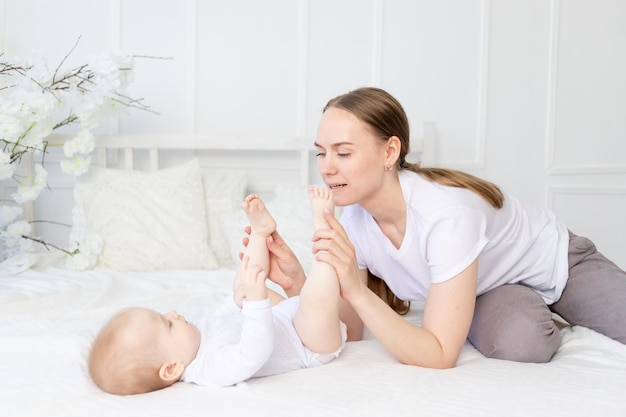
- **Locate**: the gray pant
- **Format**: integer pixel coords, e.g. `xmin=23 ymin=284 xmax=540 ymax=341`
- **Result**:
xmin=467 ymin=231 xmax=626 ymax=363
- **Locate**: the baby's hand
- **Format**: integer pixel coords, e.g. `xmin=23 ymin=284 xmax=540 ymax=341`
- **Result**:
xmin=241 ymin=262 xmax=268 ymax=302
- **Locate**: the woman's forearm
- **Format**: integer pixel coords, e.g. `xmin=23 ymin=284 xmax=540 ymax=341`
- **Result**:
xmin=348 ymin=287 xmax=455 ymax=369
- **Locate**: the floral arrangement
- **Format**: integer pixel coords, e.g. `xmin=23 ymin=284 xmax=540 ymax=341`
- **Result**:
xmin=0 ymin=39 xmax=153 ymax=264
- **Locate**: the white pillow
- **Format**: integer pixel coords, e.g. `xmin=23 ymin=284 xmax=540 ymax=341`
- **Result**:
xmin=202 ymin=172 xmax=248 ymax=267
xmin=68 ymin=159 xmax=218 ymax=271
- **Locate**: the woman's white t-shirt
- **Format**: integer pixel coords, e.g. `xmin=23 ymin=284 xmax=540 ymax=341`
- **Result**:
xmin=340 ymin=170 xmax=569 ymax=304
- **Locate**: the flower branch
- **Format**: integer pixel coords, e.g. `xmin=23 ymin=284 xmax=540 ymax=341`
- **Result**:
xmin=1 ymin=38 xmax=156 ymax=263
xmin=21 ymin=235 xmax=77 ymax=257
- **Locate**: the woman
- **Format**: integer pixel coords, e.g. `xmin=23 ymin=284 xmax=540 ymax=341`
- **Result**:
xmin=252 ymin=87 xmax=626 ymax=369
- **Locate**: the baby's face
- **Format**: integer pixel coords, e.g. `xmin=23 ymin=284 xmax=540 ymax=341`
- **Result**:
xmin=129 ymin=308 xmax=201 ymax=367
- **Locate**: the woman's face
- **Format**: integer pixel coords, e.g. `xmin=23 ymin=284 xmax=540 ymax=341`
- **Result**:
xmin=315 ymin=106 xmax=389 ymax=207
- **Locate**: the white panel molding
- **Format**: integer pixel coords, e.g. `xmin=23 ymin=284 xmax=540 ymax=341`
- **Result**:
xmin=444 ymin=0 xmax=489 ymax=171
xmin=34 ymin=183 xmax=75 ymax=237
xmin=548 ymin=164 xmax=626 ymax=175
xmin=5 ymin=180 xmax=74 ymax=234
xmin=111 ymin=0 xmax=121 ymax=50
xmin=545 ymin=0 xmax=562 ymax=175
xmin=545 ymin=0 xmax=626 ymax=176
xmin=46 ymin=134 xmax=312 ymax=151
xmin=371 ymin=0 xmax=384 ymax=86
xmin=186 ymin=0 xmax=197 ymax=134
xmin=0 ymin=0 xmax=6 ymax=51
xmin=296 ymin=0 xmax=309 ymax=137
xmin=110 ymin=0 xmax=122 ymax=135
xmin=545 ymin=0 xmax=561 ymax=175
xmin=198 ymin=160 xmax=300 ymax=174
xmin=473 ymin=0 xmax=490 ymax=171
xmin=546 ymin=185 xmax=626 ymax=211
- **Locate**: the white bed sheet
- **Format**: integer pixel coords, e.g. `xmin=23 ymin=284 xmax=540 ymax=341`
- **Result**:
xmin=2 ymin=260 xmax=626 ymax=417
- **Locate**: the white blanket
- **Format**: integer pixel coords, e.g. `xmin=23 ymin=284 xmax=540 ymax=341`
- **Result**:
xmin=2 ymin=262 xmax=626 ymax=417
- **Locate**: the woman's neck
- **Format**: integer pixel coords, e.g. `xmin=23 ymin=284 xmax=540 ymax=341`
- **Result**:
xmin=361 ymin=174 xmax=406 ymax=248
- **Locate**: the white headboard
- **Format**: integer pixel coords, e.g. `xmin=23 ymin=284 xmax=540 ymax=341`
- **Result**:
xmin=47 ymin=121 xmax=436 ymax=198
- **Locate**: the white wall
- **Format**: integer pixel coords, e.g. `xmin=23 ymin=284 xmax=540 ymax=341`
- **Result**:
xmin=1 ymin=0 xmax=625 ymax=269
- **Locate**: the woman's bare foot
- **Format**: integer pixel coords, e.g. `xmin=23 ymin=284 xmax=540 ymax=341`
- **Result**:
xmin=308 ymin=186 xmax=334 ymax=230
xmin=242 ymin=194 xmax=276 ymax=236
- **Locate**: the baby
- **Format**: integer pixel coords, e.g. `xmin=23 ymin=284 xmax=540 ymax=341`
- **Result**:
xmin=88 ymin=187 xmax=346 ymax=395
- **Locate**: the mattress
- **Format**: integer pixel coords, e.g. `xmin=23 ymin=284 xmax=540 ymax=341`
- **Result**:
xmin=2 ymin=257 xmax=625 ymax=417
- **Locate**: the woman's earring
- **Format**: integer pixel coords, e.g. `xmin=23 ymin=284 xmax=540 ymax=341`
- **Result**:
xmin=384 ymin=165 xmax=392 ymax=172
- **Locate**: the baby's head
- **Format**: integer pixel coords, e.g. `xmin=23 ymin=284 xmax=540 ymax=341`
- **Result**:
xmin=89 ymin=307 xmax=201 ymax=395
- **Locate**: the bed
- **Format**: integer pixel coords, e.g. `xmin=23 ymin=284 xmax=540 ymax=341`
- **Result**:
xmin=1 ymin=131 xmax=625 ymax=417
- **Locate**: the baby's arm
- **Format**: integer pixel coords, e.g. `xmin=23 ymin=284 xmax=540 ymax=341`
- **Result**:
xmin=241 ymin=262 xmax=268 ymax=302
xmin=233 ymin=256 xmax=269 ymax=307
xmin=209 ymin=260 xmax=275 ymax=386
xmin=207 ymin=299 xmax=275 ymax=386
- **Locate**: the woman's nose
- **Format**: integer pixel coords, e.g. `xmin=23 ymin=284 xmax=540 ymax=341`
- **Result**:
xmin=166 ymin=310 xmax=179 ymax=319
xmin=319 ymin=155 xmax=336 ymax=176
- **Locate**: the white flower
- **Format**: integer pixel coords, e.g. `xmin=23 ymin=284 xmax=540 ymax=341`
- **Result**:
xmin=11 ymin=164 xmax=48 ymax=204
xmin=63 ymin=129 xmax=96 ymax=157
xmin=69 ymin=52 xmax=135 ymax=128
xmin=66 ymin=234 xmax=103 ymax=271
xmin=11 ymin=88 xmax=56 ymax=121
xmin=60 ymin=154 xmax=92 ymax=176
xmin=0 ymin=220 xmax=32 ymax=250
xmin=19 ymin=119 xmax=54 ymax=149
xmin=12 ymin=187 xmax=38 ymax=204
xmin=89 ymin=52 xmax=135 ymax=90
xmin=76 ymin=105 xmax=103 ymax=129
xmin=0 ymin=206 xmax=23 ymax=228
xmin=0 ymin=151 xmax=16 ymax=181
xmin=33 ymin=164 xmax=48 ymax=187
xmin=1 ymin=44 xmax=150 ymax=262
xmin=0 ymin=113 xmax=24 ymax=143
xmin=14 ymin=52 xmax=53 ymax=87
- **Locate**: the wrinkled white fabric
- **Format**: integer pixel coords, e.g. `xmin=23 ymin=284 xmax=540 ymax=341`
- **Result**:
xmin=2 ymin=265 xmax=625 ymax=417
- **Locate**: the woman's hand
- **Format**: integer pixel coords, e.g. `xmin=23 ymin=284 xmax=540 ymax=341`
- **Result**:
xmin=312 ymin=209 xmax=365 ymax=301
xmin=240 ymin=227 xmax=306 ymax=297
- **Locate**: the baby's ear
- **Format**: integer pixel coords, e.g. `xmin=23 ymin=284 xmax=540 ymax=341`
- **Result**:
xmin=159 ymin=362 xmax=185 ymax=382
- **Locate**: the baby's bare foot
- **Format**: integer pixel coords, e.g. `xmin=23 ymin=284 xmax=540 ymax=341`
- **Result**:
xmin=242 ymin=194 xmax=276 ymax=235
xmin=308 ymin=186 xmax=334 ymax=230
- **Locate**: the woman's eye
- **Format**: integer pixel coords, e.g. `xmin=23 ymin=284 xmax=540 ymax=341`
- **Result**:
xmin=337 ymin=153 xmax=350 ymax=157
xmin=315 ymin=152 xmax=325 ymax=157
